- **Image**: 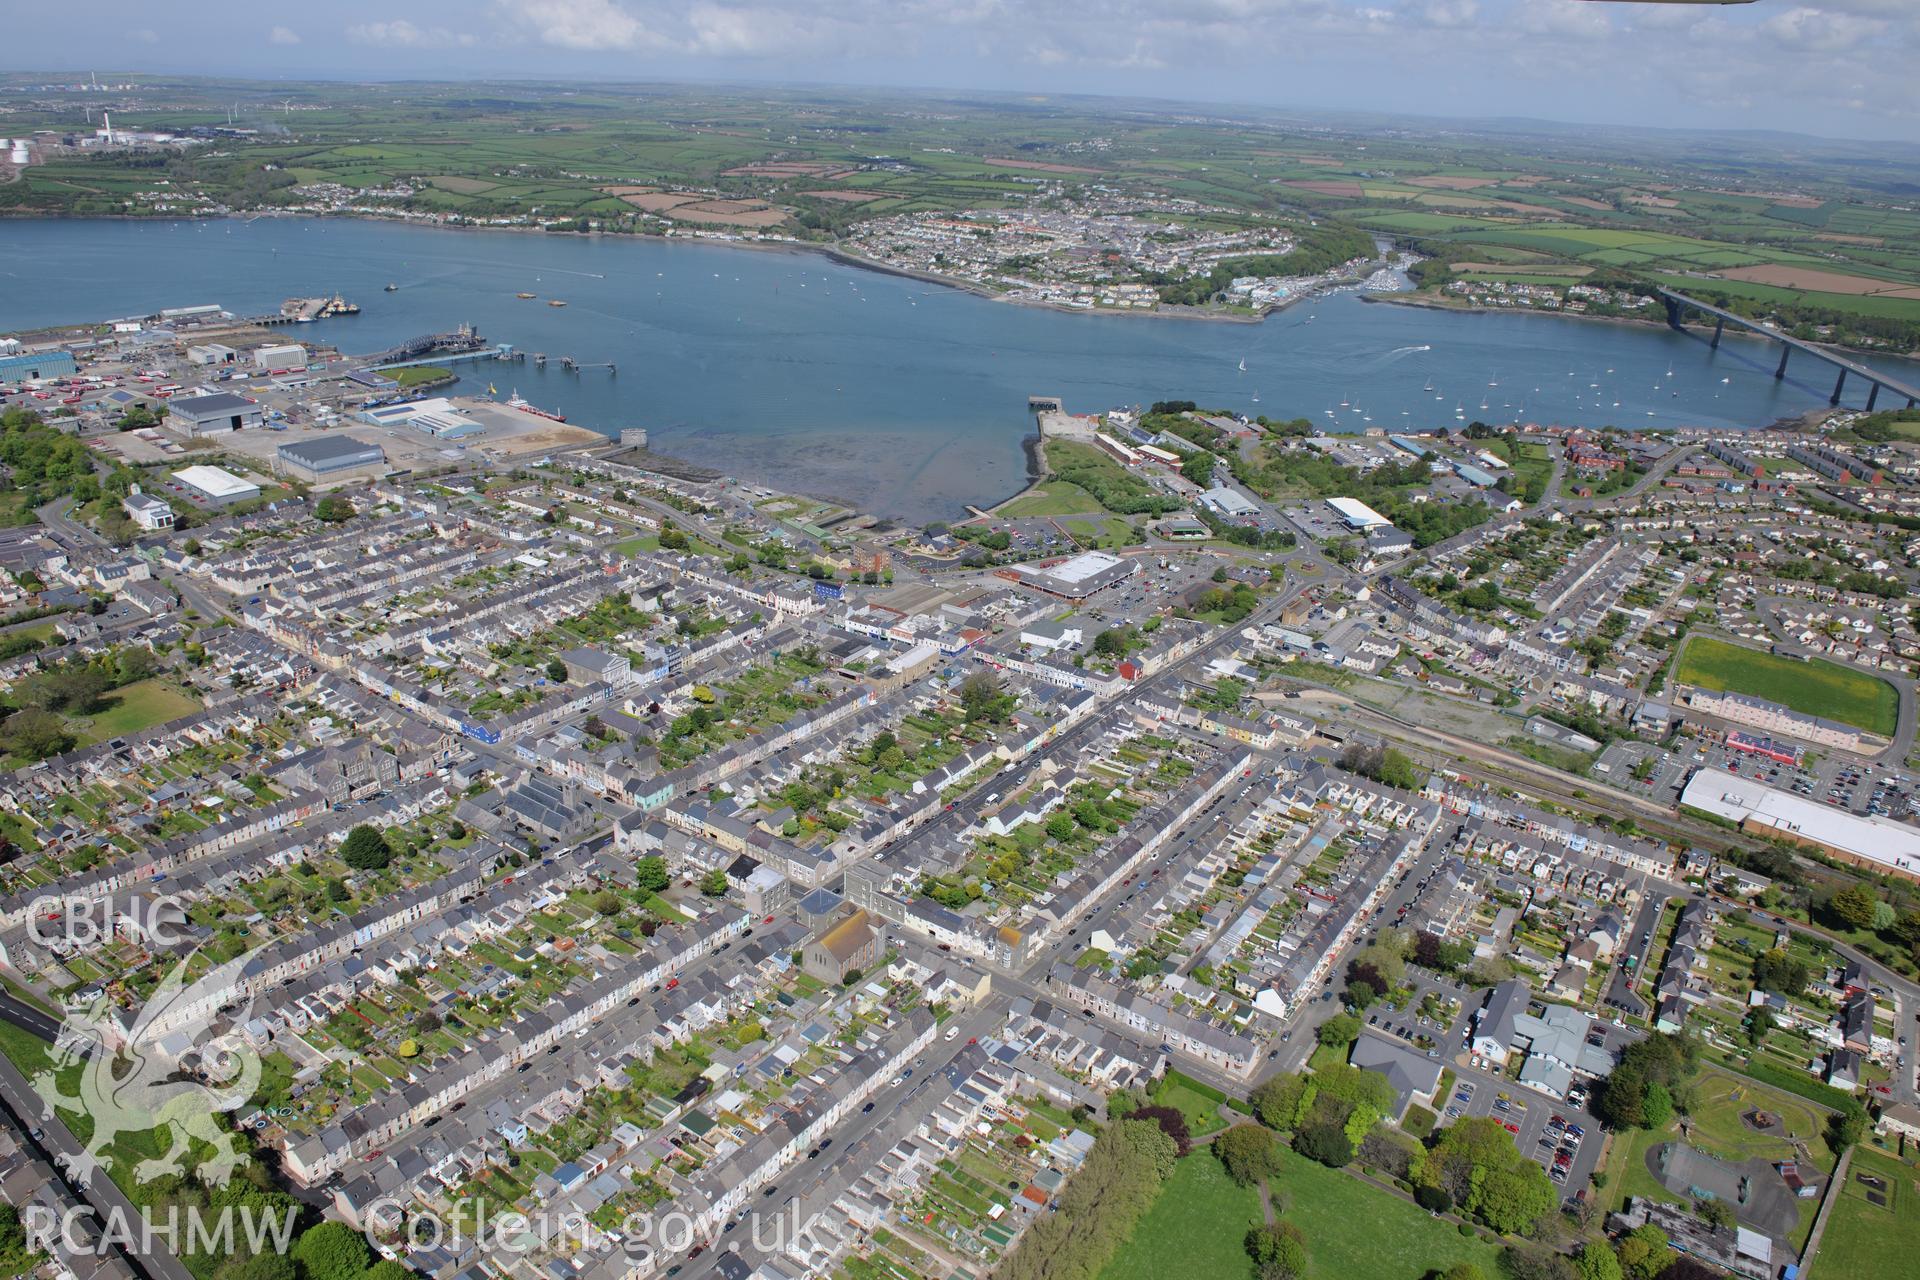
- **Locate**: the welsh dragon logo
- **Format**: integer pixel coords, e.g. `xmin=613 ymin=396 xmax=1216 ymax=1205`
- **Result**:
xmin=33 ymin=949 xmax=262 ymax=1188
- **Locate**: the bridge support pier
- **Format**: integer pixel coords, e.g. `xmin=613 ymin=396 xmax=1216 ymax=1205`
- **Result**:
xmin=1711 ymin=317 xmax=1724 ymax=349
xmin=1867 ymin=384 xmax=1879 ymax=413
xmin=1775 ymin=346 xmax=1791 ymax=380
xmin=1832 ymin=368 xmax=1847 ymax=406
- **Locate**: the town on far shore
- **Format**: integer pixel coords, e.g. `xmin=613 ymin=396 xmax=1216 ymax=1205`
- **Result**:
xmin=2 ymin=294 xmax=1920 ymax=1280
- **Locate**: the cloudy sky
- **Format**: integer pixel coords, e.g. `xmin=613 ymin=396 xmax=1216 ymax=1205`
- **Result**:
xmin=10 ymin=0 xmax=1917 ymax=141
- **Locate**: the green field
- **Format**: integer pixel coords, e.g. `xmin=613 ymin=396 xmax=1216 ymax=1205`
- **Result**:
xmin=1097 ymin=1154 xmax=1263 ymax=1280
xmin=71 ymin=679 xmax=202 ymax=745
xmin=1673 ymin=636 xmax=1898 ymax=738
xmin=388 ymin=365 xmax=455 ymax=387
xmin=1683 ymin=1064 xmax=1826 ymax=1163
xmin=1817 ymin=1146 xmax=1920 ymax=1280
xmin=1148 ymin=1070 xmax=1231 ymax=1138
xmin=996 ymin=481 xmax=1105 ymax=518
xmin=1102 ymin=1146 xmax=1503 ymax=1280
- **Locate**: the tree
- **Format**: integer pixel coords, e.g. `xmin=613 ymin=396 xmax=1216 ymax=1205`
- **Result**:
xmin=338 ymin=825 xmax=392 ymax=871
xmin=1420 ymin=1117 xmax=1555 ymax=1234
xmin=1440 ymin=1267 xmax=1485 ymax=1280
xmin=323 ymin=878 xmax=349 ymax=903
xmin=545 ymin=659 xmax=569 ymax=683
xmin=1592 ymin=1033 xmax=1695 ymax=1131
xmin=290 ymin=1223 xmax=369 ymax=1280
xmin=1316 ymin=1012 xmax=1361 ymax=1048
xmin=1573 ymin=1242 xmax=1623 ymax=1280
xmin=1614 ymin=1222 xmax=1669 ymax=1280
xmin=1641 ymin=1082 xmax=1673 ymax=1130
xmin=1695 ymin=1197 xmax=1735 ymax=1232
xmin=1251 ymin=1073 xmax=1310 ymax=1131
xmin=1752 ymin=949 xmax=1812 ymax=996
xmin=959 ymin=671 xmax=1014 ymax=723
xmin=1245 ymin=1222 xmax=1307 ymax=1280
xmin=1292 ymin=1123 xmax=1353 ymax=1168
xmin=1826 ymin=1098 xmax=1868 ymax=1155
xmin=1116 ymin=1118 xmax=1180 ymax=1180
xmin=593 ymin=889 xmax=625 ymax=915
xmin=219 ymin=1255 xmax=296 ymax=1280
xmin=1130 ymin=1104 xmax=1192 ymax=1154
xmin=635 ymin=856 xmax=670 ymax=892
xmin=1501 ymin=1246 xmax=1577 ymax=1280
xmin=314 ymin=495 xmax=356 ymax=524
xmin=2 ymin=707 xmax=75 ymax=761
xmin=699 ymin=867 xmax=729 ymax=897
xmin=1215 ymin=1123 xmax=1282 ymax=1187
xmin=1830 ymin=884 xmax=1880 ymax=932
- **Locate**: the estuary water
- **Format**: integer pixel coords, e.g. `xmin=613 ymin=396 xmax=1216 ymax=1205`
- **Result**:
xmin=3 ymin=217 xmax=1917 ymax=522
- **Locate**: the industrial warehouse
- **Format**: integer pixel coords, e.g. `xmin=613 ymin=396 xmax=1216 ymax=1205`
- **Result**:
xmin=275 ymin=434 xmax=388 ymax=483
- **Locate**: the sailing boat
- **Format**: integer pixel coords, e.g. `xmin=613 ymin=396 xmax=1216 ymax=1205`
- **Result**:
xmin=1423 ymin=377 xmax=1435 ymax=392
xmin=1238 ymin=358 xmax=1247 ymax=373
xmin=1251 ymin=389 xmax=1261 ymax=403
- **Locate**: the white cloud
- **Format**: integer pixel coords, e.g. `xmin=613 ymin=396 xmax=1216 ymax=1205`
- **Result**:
xmin=497 ymin=0 xmax=658 ymax=50
xmin=347 ymin=19 xmax=477 ymax=47
xmin=268 ymin=25 xmax=301 ymax=45
xmin=1761 ymin=6 xmax=1887 ymax=53
xmin=1417 ymin=0 xmax=1479 ymax=30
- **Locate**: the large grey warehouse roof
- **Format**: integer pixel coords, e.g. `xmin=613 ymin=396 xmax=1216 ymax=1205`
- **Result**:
xmin=171 ymin=392 xmax=257 ymax=415
xmin=278 ymin=435 xmax=384 ymax=465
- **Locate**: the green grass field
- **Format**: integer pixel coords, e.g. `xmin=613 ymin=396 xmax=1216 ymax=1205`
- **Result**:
xmin=1148 ymin=1072 xmax=1230 ymax=1138
xmin=72 ymin=679 xmax=202 ymax=745
xmin=1817 ymin=1146 xmax=1920 ymax=1280
xmin=1102 ymin=1147 xmax=1503 ymax=1280
xmin=1683 ymin=1064 xmax=1826 ymax=1163
xmin=996 ymin=481 xmax=1105 ymax=518
xmin=389 ymin=365 xmax=455 ymax=387
xmin=1674 ymin=636 xmax=1898 ymax=738
xmin=1097 ymin=1154 xmax=1262 ymax=1280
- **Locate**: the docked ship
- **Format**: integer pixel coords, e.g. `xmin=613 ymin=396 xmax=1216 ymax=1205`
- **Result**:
xmin=506 ymin=391 xmax=567 ymax=423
